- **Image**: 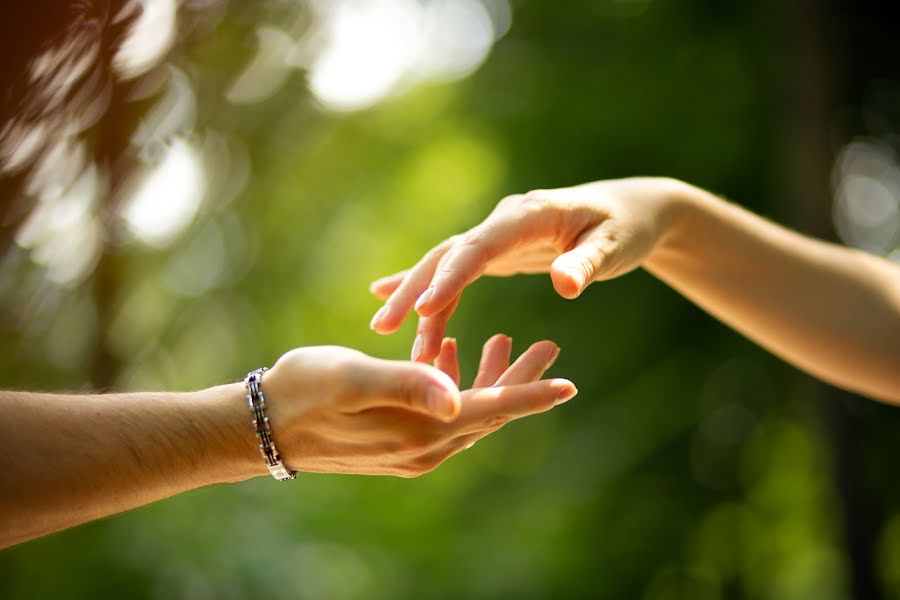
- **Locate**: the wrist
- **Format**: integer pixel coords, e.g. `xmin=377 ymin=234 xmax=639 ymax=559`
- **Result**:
xmin=193 ymin=382 xmax=269 ymax=483
xmin=642 ymin=177 xmax=708 ymax=270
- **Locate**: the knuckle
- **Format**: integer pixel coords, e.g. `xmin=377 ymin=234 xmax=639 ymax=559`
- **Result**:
xmin=435 ymin=243 xmax=481 ymax=279
xmin=522 ymin=189 xmax=547 ymax=202
xmin=424 ymin=242 xmax=448 ymax=262
xmin=458 ymin=229 xmax=486 ymax=249
xmin=522 ymin=189 xmax=552 ymax=209
xmin=519 ymin=190 xmax=563 ymax=224
xmin=496 ymin=193 xmax=524 ymax=210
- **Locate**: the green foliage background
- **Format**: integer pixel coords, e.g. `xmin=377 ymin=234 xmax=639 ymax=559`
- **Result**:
xmin=2 ymin=1 xmax=899 ymax=598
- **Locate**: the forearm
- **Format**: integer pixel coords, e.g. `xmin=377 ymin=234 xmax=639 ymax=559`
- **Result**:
xmin=643 ymin=182 xmax=900 ymax=403
xmin=0 ymin=384 xmax=263 ymax=548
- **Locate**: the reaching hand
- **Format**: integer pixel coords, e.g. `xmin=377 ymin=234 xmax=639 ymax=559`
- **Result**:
xmin=368 ymin=177 xmax=684 ymax=362
xmin=262 ymin=335 xmax=576 ymax=477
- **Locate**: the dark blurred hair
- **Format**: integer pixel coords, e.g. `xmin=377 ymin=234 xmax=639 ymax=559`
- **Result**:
xmin=0 ymin=0 xmax=138 ymax=248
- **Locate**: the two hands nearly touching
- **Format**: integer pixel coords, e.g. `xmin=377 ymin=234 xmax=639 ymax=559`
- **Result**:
xmin=367 ymin=177 xmax=900 ymax=403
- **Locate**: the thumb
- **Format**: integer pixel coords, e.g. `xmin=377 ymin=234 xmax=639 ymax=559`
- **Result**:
xmin=550 ymin=239 xmax=609 ymax=299
xmin=348 ymin=359 xmax=462 ymax=422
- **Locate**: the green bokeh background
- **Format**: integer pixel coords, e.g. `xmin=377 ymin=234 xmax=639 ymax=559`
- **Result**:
xmin=2 ymin=1 xmax=899 ymax=598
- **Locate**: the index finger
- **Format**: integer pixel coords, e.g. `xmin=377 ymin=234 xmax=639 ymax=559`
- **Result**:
xmin=415 ymin=215 xmax=542 ymax=317
xmin=370 ymin=240 xmax=450 ymax=334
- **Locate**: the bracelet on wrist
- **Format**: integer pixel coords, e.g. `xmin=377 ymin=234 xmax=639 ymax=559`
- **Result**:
xmin=244 ymin=367 xmax=296 ymax=481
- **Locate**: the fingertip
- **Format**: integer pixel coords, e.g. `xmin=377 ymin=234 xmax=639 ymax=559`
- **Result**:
xmin=369 ymin=273 xmax=405 ymax=299
xmin=369 ymin=287 xmax=391 ymax=302
xmin=426 ymin=371 xmax=462 ymax=421
xmin=414 ymin=302 xmax=436 ymax=317
xmin=369 ymin=305 xmax=389 ymax=331
xmin=528 ymin=339 xmax=557 ymax=351
xmin=483 ymin=333 xmax=511 ymax=350
xmin=548 ymin=343 xmax=561 ymax=366
xmin=520 ymin=340 xmax=559 ymax=369
xmin=442 ymin=337 xmax=459 ymax=359
xmin=436 ymin=337 xmax=461 ymax=387
xmin=551 ymin=379 xmax=578 ymax=405
xmin=434 ymin=337 xmax=456 ymax=360
xmin=414 ymin=286 xmax=450 ymax=317
xmin=411 ymin=334 xmax=425 ymax=361
xmin=371 ymin=305 xmax=410 ymax=335
xmin=550 ymin=269 xmax=582 ymax=300
xmin=371 ymin=320 xmax=401 ymax=336
xmin=413 ymin=286 xmax=434 ymax=311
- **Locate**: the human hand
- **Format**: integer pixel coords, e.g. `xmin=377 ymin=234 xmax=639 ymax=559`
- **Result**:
xmin=261 ymin=336 xmax=575 ymax=477
xmin=368 ymin=177 xmax=688 ymax=362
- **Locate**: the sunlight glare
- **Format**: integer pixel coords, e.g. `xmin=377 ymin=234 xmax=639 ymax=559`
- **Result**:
xmin=122 ymin=138 xmax=205 ymax=247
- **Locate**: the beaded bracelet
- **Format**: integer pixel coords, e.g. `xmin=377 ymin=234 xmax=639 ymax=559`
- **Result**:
xmin=244 ymin=367 xmax=296 ymax=481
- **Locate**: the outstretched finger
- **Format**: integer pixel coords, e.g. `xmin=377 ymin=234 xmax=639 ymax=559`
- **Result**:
xmin=370 ymin=241 xmax=451 ymax=334
xmin=433 ymin=338 xmax=460 ymax=387
xmin=413 ymin=294 xmax=461 ymax=363
xmin=369 ymin=271 xmax=408 ymax=301
xmin=413 ymin=234 xmax=495 ymax=318
xmin=494 ymin=340 xmax=560 ymax=386
xmin=472 ymin=334 xmax=513 ymax=388
xmin=455 ymin=379 xmax=578 ymax=432
xmin=415 ymin=208 xmax=560 ymax=318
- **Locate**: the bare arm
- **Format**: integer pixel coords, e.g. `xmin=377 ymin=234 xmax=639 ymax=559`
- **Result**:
xmin=645 ymin=182 xmax=900 ymax=402
xmin=0 ymin=385 xmax=257 ymax=548
xmin=0 ymin=338 xmax=576 ymax=548
xmin=370 ymin=177 xmax=900 ymax=403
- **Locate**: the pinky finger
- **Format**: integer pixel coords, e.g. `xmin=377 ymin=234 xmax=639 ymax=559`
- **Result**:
xmin=369 ymin=271 xmax=408 ymax=301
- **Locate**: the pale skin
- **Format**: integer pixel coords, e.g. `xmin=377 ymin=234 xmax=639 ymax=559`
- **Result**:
xmin=370 ymin=177 xmax=900 ymax=404
xmin=0 ymin=336 xmax=576 ymax=548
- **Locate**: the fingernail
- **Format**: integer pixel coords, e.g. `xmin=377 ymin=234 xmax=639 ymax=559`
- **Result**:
xmin=411 ymin=334 xmax=424 ymax=361
xmin=369 ymin=305 xmax=389 ymax=330
xmin=555 ymin=386 xmax=577 ymax=405
xmin=426 ymin=386 xmax=455 ymax=420
xmin=414 ymin=286 xmax=434 ymax=311
xmin=547 ymin=345 xmax=561 ymax=366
